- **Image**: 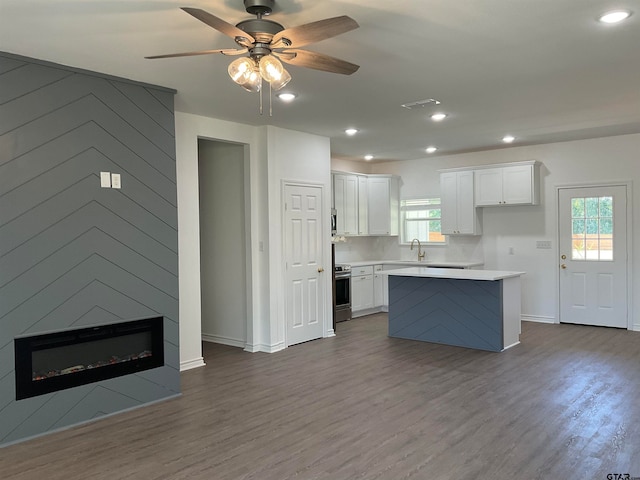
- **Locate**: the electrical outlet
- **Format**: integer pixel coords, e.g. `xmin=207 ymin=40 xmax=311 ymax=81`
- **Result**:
xmin=100 ymin=172 xmax=111 ymax=188
xmin=111 ymin=173 xmax=121 ymax=189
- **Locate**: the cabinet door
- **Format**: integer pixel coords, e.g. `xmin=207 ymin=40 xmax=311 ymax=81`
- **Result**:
xmin=440 ymin=172 xmax=458 ymax=235
xmin=358 ymin=175 xmax=369 ymax=235
xmin=334 ymin=174 xmax=359 ymax=235
xmin=373 ymin=266 xmax=384 ymax=307
xmin=351 ymin=274 xmax=374 ymax=311
xmin=456 ymin=171 xmax=480 ymax=234
xmin=440 ymin=171 xmax=480 ymax=235
xmin=475 ymin=168 xmax=504 ymax=206
xmin=367 ymin=177 xmax=391 ymax=235
xmin=502 ymin=165 xmax=534 ymax=205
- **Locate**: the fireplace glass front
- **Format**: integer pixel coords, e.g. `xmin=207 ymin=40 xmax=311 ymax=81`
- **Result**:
xmin=15 ymin=317 xmax=164 ymax=400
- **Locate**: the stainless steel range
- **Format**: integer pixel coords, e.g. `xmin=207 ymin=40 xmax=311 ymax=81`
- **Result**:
xmin=334 ymin=264 xmax=351 ymax=322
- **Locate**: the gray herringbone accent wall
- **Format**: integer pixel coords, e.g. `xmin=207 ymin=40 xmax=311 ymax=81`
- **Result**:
xmin=0 ymin=52 xmax=180 ymax=446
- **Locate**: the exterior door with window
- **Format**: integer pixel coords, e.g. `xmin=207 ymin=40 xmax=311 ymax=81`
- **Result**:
xmin=284 ymin=183 xmax=326 ymax=345
xmin=558 ymin=185 xmax=628 ymax=328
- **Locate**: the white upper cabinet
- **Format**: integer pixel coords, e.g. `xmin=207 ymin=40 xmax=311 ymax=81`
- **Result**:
xmin=358 ymin=175 xmax=369 ymax=235
xmin=332 ymin=173 xmax=399 ymax=236
xmin=333 ymin=173 xmax=359 ymax=235
xmin=440 ymin=170 xmax=482 ymax=235
xmin=367 ymin=175 xmax=399 ymax=235
xmin=475 ymin=161 xmax=540 ymax=206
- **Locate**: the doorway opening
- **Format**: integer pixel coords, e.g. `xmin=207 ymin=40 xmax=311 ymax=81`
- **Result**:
xmin=198 ymin=139 xmax=249 ymax=349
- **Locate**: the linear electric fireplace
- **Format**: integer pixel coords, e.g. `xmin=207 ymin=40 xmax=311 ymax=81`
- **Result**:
xmin=14 ymin=317 xmax=164 ymax=400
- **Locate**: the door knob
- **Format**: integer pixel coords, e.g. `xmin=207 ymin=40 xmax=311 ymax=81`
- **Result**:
xmin=560 ymin=264 xmax=567 ymax=269
xmin=318 ymin=267 xmax=324 ymax=273
xmin=561 ymin=254 xmax=566 ymax=260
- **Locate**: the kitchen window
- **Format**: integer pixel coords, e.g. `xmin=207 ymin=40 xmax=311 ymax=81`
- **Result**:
xmin=400 ymin=198 xmax=446 ymax=244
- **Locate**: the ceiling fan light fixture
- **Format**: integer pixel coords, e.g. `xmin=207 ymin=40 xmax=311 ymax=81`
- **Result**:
xmin=345 ymin=128 xmax=359 ymax=136
xmin=426 ymin=146 xmax=437 ymax=154
xmin=430 ymin=113 xmax=447 ymax=121
xmin=364 ymin=154 xmax=373 ymax=161
xmin=502 ymin=135 xmax=516 ymax=143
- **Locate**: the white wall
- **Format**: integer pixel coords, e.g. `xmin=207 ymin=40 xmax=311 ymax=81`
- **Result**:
xmin=198 ymin=140 xmax=247 ymax=347
xmin=176 ymin=114 xmax=334 ymax=368
xmin=175 ymin=112 xmax=267 ymax=369
xmin=265 ymin=126 xmax=334 ymax=349
xmin=368 ymin=133 xmax=640 ymax=329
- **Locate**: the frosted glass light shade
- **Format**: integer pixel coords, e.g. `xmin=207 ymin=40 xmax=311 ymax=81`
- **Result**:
xmin=228 ymin=57 xmax=261 ymax=92
xmin=270 ymin=68 xmax=291 ymax=91
xmin=259 ymin=55 xmax=284 ymax=83
xmin=242 ymin=66 xmax=262 ymax=93
xmin=228 ymin=57 xmax=254 ymax=83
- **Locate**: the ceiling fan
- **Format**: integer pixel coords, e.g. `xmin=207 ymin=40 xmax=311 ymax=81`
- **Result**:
xmin=146 ymin=0 xmax=360 ymax=96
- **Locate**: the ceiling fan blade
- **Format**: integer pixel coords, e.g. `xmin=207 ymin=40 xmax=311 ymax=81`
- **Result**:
xmin=181 ymin=7 xmax=255 ymax=44
xmin=271 ymin=16 xmax=358 ymax=49
xmin=276 ymin=49 xmax=360 ymax=75
xmin=145 ymin=48 xmax=247 ymax=59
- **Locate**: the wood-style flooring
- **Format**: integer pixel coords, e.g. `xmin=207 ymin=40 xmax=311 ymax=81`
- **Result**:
xmin=2 ymin=314 xmax=640 ymax=479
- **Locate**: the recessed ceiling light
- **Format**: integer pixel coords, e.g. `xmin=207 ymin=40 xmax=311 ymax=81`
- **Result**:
xmin=276 ymin=93 xmax=296 ymax=102
xmin=426 ymin=146 xmax=438 ymax=154
xmin=430 ymin=113 xmax=447 ymax=121
xmin=364 ymin=154 xmax=374 ymax=161
xmin=345 ymin=128 xmax=359 ymax=136
xmin=502 ymin=135 xmax=516 ymax=143
xmin=598 ymin=10 xmax=632 ymax=23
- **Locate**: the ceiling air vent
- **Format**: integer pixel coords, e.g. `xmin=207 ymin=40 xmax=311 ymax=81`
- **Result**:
xmin=401 ymin=98 xmax=441 ymax=109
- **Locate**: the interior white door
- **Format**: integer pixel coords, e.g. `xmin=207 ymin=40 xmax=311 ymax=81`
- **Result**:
xmin=284 ymin=183 xmax=326 ymax=346
xmin=558 ymin=185 xmax=628 ymax=328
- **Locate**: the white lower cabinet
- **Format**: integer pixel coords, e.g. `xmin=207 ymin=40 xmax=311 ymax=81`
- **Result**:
xmin=351 ymin=265 xmax=374 ymax=312
xmin=373 ymin=265 xmax=384 ymax=307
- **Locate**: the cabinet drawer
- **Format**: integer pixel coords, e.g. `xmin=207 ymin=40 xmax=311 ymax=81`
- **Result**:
xmin=353 ymin=274 xmax=373 ymax=282
xmin=352 ymin=265 xmax=373 ymax=276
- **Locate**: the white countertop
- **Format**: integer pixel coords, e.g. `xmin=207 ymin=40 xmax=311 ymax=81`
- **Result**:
xmin=383 ymin=267 xmax=525 ymax=281
xmin=346 ymin=260 xmax=484 ymax=269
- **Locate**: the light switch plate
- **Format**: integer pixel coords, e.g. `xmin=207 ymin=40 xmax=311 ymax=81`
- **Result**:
xmin=111 ymin=173 xmax=121 ymax=189
xmin=100 ymin=171 xmax=111 ymax=188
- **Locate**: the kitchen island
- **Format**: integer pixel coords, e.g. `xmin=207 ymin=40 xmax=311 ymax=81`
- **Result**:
xmin=385 ymin=267 xmax=525 ymax=352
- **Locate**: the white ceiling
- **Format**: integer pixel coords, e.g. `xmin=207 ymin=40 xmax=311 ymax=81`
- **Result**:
xmin=2 ymin=0 xmax=639 ymax=162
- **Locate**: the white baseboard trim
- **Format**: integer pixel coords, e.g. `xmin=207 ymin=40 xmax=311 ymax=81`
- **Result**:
xmin=202 ymin=333 xmax=245 ymax=348
xmin=180 ymin=357 xmax=205 ymax=371
xmin=244 ymin=341 xmax=286 ymax=353
xmin=502 ymin=341 xmax=521 ymax=351
xmin=522 ymin=314 xmax=556 ymax=324
xmin=353 ymin=306 xmax=385 ymax=318
xmin=633 ymin=324 xmax=640 ymax=332
xmin=325 ymin=328 xmax=336 ymax=337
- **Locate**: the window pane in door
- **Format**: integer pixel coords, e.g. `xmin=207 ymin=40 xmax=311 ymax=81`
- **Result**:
xmin=570 ymin=196 xmax=614 ymax=261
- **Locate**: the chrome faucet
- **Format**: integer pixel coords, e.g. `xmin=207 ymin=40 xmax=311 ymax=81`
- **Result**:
xmin=410 ymin=238 xmax=425 ymax=261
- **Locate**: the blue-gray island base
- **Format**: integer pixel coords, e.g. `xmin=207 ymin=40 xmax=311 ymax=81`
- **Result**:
xmin=386 ymin=268 xmax=524 ymax=352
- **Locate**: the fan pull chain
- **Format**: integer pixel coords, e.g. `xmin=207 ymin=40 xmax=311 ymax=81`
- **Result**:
xmin=259 ymin=78 xmax=263 ymax=115
xmin=269 ymin=81 xmax=273 ymax=117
